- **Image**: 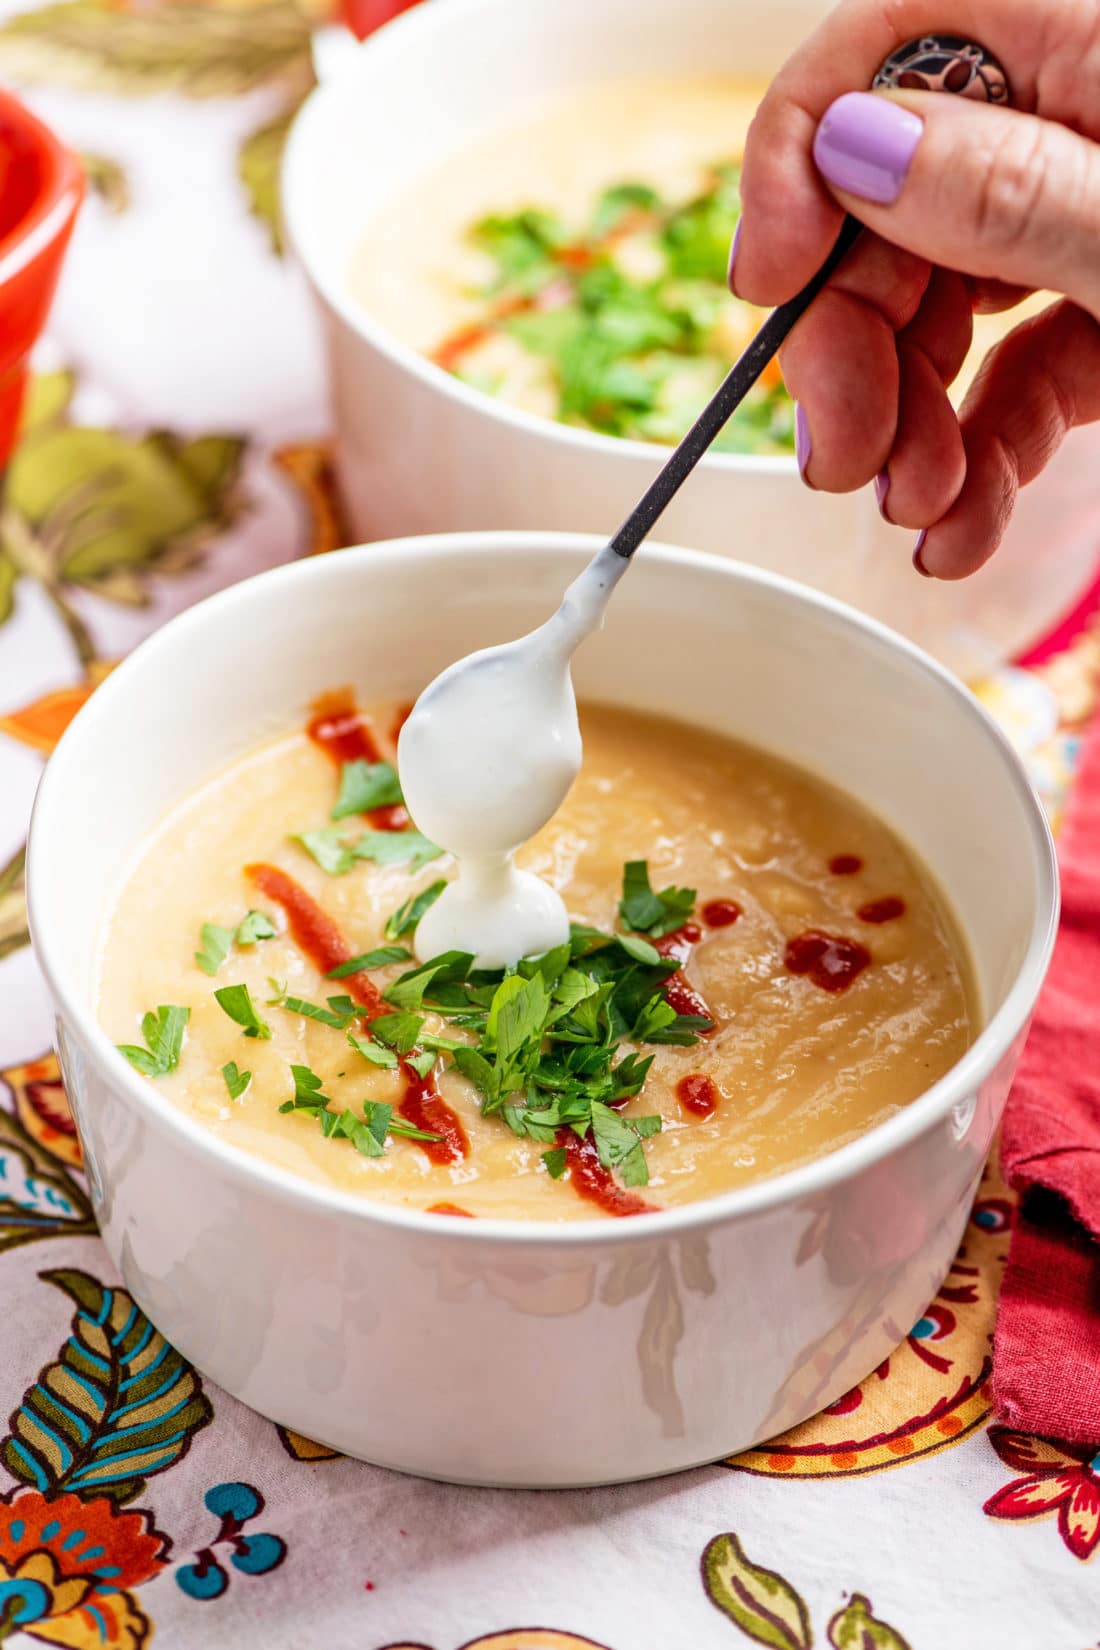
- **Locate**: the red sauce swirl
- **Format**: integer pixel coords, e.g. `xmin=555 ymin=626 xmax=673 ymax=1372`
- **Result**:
xmin=784 ymin=930 xmax=871 ymax=994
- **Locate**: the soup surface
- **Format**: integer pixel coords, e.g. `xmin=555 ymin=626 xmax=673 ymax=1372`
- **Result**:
xmin=97 ymin=698 xmax=975 ymax=1221
xmin=350 ymin=75 xmax=1052 ymax=453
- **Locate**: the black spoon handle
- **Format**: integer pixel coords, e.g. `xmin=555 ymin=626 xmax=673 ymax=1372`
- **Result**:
xmin=607 ymin=214 xmax=863 ymax=560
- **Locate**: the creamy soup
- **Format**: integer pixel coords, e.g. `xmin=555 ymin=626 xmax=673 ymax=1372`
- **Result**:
xmin=350 ymin=75 xmax=1052 ymax=453
xmin=97 ymin=696 xmax=975 ymax=1222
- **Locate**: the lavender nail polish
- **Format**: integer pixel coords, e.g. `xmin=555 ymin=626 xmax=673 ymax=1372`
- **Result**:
xmin=728 ymin=217 xmax=743 ymax=290
xmin=813 ymin=92 xmax=924 ymax=206
xmin=913 ymin=530 xmax=932 ymax=577
xmin=794 ymin=403 xmax=812 ymax=481
xmin=874 ymin=469 xmax=890 ymax=517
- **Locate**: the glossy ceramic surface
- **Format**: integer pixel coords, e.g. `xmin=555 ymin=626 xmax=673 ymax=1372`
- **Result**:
xmin=0 ymin=89 xmax=82 ymax=466
xmin=28 ymin=536 xmax=1058 ymax=1485
xmin=283 ymin=0 xmax=1100 ymax=678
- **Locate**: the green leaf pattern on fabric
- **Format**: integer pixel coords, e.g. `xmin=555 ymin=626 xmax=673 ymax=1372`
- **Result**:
xmin=702 ymin=1532 xmax=813 ymax=1649
xmin=0 ymin=0 xmax=313 ymax=98
xmin=827 ymin=1596 xmax=912 ymax=1650
xmin=2 ymin=1268 xmax=212 ymax=1503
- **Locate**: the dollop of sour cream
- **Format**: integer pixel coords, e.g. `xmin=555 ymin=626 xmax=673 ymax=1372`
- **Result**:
xmin=397 ymin=545 xmax=629 ymax=968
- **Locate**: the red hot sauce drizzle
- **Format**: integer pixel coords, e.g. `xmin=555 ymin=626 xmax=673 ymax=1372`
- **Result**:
xmin=244 ymin=863 xmax=468 ymax=1165
xmin=784 ymin=930 xmax=871 ymax=994
xmin=677 ymin=1073 xmax=718 ymax=1119
xmin=829 ymin=854 xmax=863 ymax=876
xmin=858 ymin=897 xmax=906 ymax=925
xmin=558 ymin=1129 xmax=656 ymax=1218
xmin=653 ymin=923 xmax=715 ymax=1027
xmin=306 ymin=691 xmax=409 ymax=832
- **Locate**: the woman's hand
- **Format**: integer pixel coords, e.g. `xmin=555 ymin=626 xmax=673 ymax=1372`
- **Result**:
xmin=732 ymin=1 xmax=1100 ymax=578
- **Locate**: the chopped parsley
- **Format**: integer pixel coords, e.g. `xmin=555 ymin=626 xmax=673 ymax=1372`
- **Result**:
xmin=237 ymin=909 xmax=277 ymax=945
xmin=619 ymin=860 xmax=696 ymax=938
xmin=295 ymin=826 xmax=442 ymax=877
xmin=331 ymin=760 xmax=403 ymax=820
xmin=384 ymin=879 xmax=447 ymax=941
xmin=278 ymin=1062 xmax=441 ymax=1157
xmin=221 ymin=1061 xmax=251 ymax=1100
xmin=353 ymin=830 xmax=442 ymax=871
xmin=326 ymin=945 xmax=410 ymax=978
xmin=244 ymin=861 xmax=713 ymax=1191
xmin=442 ymin=166 xmax=795 ymax=454
xmin=196 ymin=910 xmax=277 ymax=975
xmin=347 ymin=1030 xmax=398 ymax=1069
xmin=281 ymin=994 xmax=357 ymax=1030
xmin=362 ymin=881 xmax=713 ymax=1185
xmin=195 ymin=923 xmax=234 ymax=978
xmin=214 ymin=983 xmax=272 ymax=1040
xmin=117 ymin=1004 xmax=190 ymax=1077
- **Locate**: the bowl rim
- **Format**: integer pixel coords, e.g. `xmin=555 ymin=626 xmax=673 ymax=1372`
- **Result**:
xmin=28 ymin=532 xmax=1060 ymax=1247
xmin=280 ymin=0 xmax=798 ymax=481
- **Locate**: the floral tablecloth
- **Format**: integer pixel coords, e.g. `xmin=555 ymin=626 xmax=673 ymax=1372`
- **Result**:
xmin=0 ymin=6 xmax=1098 ymax=1645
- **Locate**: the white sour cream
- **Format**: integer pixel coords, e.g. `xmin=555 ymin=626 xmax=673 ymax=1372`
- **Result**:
xmin=397 ymin=545 xmax=630 ymax=968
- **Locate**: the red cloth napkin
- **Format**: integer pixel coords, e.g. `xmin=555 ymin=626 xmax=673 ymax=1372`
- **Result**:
xmin=994 ymin=704 xmax=1100 ymax=1443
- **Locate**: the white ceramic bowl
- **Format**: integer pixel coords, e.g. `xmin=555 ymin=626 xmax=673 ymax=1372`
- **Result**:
xmin=28 ymin=535 xmax=1057 ymax=1487
xmin=283 ymin=0 xmax=1100 ymax=678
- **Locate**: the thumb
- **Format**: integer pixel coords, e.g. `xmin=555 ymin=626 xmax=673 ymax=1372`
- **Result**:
xmin=812 ymin=90 xmax=1100 ymax=317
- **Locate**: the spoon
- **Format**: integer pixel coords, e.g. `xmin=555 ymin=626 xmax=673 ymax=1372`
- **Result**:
xmin=399 ymin=37 xmax=1011 ymax=967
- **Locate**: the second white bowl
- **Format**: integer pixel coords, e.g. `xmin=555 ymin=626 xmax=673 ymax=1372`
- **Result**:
xmin=283 ymin=0 xmax=1100 ymax=677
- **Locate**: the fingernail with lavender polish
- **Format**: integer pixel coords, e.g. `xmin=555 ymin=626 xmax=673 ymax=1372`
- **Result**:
xmin=874 ymin=469 xmax=891 ymax=519
xmin=794 ymin=403 xmax=812 ymax=483
xmin=913 ymin=530 xmax=932 ymax=577
xmin=728 ymin=217 xmax=743 ymax=291
xmin=813 ymin=92 xmax=924 ymax=206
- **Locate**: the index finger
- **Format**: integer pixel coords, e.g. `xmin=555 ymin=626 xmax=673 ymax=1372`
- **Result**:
xmin=732 ymin=0 xmax=1047 ymax=305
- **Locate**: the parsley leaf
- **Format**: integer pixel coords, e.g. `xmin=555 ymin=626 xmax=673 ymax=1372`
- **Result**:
xmin=117 ymin=1004 xmax=190 ymax=1077
xmin=326 ymin=945 xmax=410 ymax=978
xmin=541 ymin=1147 xmax=568 ymax=1179
xmin=352 ymin=829 xmax=442 ymax=872
xmin=385 ymin=880 xmax=447 ymax=941
xmin=347 ymin=1030 xmax=398 ymax=1070
xmin=195 ymin=923 xmax=234 ymax=978
xmin=331 ymin=760 xmax=403 ymax=820
xmin=237 ymin=909 xmax=277 ymax=945
xmin=295 ymin=828 xmax=355 ymax=875
xmin=383 ymin=952 xmax=473 ymax=1011
xmin=214 ymin=983 xmax=272 ymax=1040
xmin=221 ymin=1061 xmax=251 ymax=1100
xmin=282 ymin=995 xmax=357 ymax=1030
xmin=369 ymin=1011 xmax=426 ymax=1056
xmin=299 ymin=827 xmax=444 ymax=876
xmin=619 ymin=860 xmax=697 ymax=938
